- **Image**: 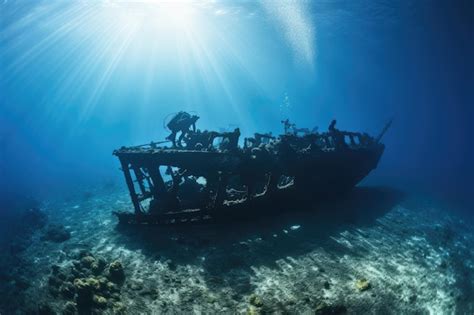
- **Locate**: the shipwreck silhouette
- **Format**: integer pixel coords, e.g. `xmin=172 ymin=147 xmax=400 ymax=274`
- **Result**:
xmin=113 ymin=113 xmax=391 ymax=225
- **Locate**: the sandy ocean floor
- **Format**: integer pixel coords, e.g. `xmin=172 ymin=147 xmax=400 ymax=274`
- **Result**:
xmin=0 ymin=185 xmax=473 ymax=314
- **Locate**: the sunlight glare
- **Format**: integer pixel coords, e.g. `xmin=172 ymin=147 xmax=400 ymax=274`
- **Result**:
xmin=106 ymin=0 xmax=200 ymax=33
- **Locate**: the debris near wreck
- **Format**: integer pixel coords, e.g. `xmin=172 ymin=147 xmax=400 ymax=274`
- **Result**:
xmin=113 ymin=112 xmax=390 ymax=225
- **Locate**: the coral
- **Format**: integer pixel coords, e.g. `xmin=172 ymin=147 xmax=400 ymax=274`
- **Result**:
xmin=108 ymin=260 xmax=125 ymax=283
xmin=77 ymin=255 xmax=106 ymax=275
xmin=74 ymin=277 xmax=100 ymax=291
xmin=45 ymin=255 xmax=126 ymax=314
xmin=74 ymin=277 xmax=102 ymax=310
xmin=80 ymin=255 xmax=96 ymax=269
xmin=93 ymin=294 xmax=108 ymax=308
xmin=97 ymin=276 xmax=108 ymax=287
xmin=249 ymin=294 xmax=264 ymax=307
xmin=106 ymin=280 xmax=118 ymax=292
xmin=246 ymin=305 xmax=261 ymax=315
xmin=74 ymin=277 xmax=101 ymax=307
xmin=112 ymin=302 xmax=126 ymax=314
xmin=355 ymin=278 xmax=371 ymax=292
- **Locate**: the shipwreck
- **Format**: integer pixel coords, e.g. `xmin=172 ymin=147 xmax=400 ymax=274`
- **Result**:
xmin=113 ymin=112 xmax=391 ymax=225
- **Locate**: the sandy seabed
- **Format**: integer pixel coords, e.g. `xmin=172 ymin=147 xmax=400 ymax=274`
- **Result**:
xmin=0 ymin=186 xmax=473 ymax=314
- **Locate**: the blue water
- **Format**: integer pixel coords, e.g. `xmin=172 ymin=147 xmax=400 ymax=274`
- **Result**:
xmin=1 ymin=1 xmax=472 ymax=203
xmin=1 ymin=2 xmax=474 ymax=313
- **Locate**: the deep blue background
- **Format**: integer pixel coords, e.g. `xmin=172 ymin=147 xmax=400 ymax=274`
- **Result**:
xmin=1 ymin=1 xmax=472 ymax=212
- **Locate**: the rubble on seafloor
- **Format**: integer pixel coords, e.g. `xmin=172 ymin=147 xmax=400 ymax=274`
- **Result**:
xmin=0 ymin=186 xmax=472 ymax=314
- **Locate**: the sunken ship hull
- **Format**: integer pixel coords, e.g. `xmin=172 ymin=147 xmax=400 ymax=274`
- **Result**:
xmin=113 ymin=116 xmax=389 ymax=226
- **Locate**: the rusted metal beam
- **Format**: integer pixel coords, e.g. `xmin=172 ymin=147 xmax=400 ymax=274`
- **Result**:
xmin=119 ymin=158 xmax=142 ymax=215
xmin=132 ymin=166 xmax=147 ymax=195
xmin=146 ymin=165 xmax=167 ymax=199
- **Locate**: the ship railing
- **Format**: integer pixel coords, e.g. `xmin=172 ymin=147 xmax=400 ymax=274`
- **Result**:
xmin=317 ymin=131 xmax=373 ymax=150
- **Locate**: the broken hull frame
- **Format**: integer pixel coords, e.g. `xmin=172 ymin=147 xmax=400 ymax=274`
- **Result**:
xmin=113 ymin=143 xmax=385 ymax=226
